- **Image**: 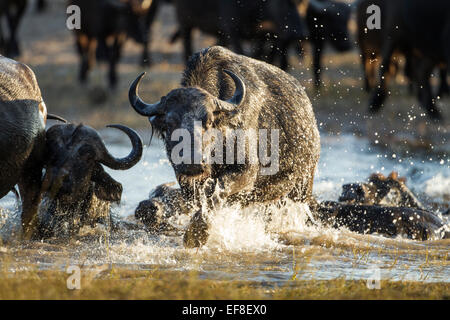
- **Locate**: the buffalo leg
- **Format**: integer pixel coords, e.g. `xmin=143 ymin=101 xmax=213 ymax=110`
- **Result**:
xmin=18 ymin=167 xmax=43 ymax=239
xmin=141 ymin=35 xmax=150 ymax=67
xmin=0 ymin=20 xmax=5 ymax=55
xmin=108 ymin=36 xmax=125 ymax=89
xmin=251 ymin=37 xmax=268 ymax=62
xmin=5 ymin=0 xmax=26 ymax=58
xmin=181 ymin=27 xmax=192 ymax=63
xmin=278 ymin=39 xmax=290 ymax=71
xmin=76 ymin=35 xmax=97 ymax=84
xmin=360 ymin=49 xmax=371 ymax=92
xmin=437 ymin=68 xmax=449 ymax=97
xmin=36 ymin=0 xmax=47 ymax=12
xmin=183 ymin=209 xmax=209 ymax=248
xmin=141 ymin=0 xmax=159 ymax=67
xmin=229 ymin=35 xmax=244 ymax=55
xmin=312 ymin=42 xmax=324 ymax=89
xmin=369 ymin=43 xmax=395 ymax=113
xmin=416 ymin=59 xmax=442 ymax=119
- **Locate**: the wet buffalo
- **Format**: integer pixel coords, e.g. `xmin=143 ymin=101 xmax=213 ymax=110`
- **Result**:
xmin=37 ymin=124 xmax=143 ymax=238
xmin=338 ymin=172 xmax=425 ymax=209
xmin=129 ymin=46 xmax=320 ymax=247
xmin=0 ymin=0 xmax=27 ymax=58
xmin=316 ymin=172 xmax=449 ymax=240
xmin=366 ymin=0 xmax=450 ymax=119
xmin=0 ymin=56 xmax=65 ymax=238
xmin=135 ymin=182 xmax=190 ymax=233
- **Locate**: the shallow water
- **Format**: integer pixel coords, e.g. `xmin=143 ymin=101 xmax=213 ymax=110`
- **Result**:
xmin=0 ymin=129 xmax=449 ymax=283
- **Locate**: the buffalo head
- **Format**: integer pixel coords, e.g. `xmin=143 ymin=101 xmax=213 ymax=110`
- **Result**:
xmin=129 ymin=70 xmax=245 ymax=187
xmin=38 ymin=123 xmax=143 ymax=238
xmin=338 ymin=172 xmax=424 ymax=209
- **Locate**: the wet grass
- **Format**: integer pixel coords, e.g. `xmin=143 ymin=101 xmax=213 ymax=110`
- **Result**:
xmin=0 ymin=267 xmax=448 ymax=300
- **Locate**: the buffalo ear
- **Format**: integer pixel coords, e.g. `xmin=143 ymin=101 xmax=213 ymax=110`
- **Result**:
xmin=92 ymin=164 xmax=123 ymax=202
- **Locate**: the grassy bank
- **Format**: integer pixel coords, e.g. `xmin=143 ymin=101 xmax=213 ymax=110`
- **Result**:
xmin=0 ymin=268 xmax=448 ymax=300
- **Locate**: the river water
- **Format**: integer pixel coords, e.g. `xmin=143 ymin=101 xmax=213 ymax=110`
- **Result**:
xmin=0 ymin=129 xmax=449 ymax=283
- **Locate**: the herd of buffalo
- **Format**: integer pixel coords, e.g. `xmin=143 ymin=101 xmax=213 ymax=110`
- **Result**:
xmin=0 ymin=0 xmax=449 ymax=246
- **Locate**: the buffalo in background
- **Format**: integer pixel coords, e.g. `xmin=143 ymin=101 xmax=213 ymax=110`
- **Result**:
xmin=257 ymin=0 xmax=352 ymax=88
xmin=363 ymin=0 xmax=450 ymax=119
xmin=70 ymin=0 xmax=159 ymax=88
xmin=0 ymin=0 xmax=27 ymax=58
xmin=170 ymin=0 xmax=308 ymax=63
xmin=356 ymin=0 xmax=449 ymax=98
xmin=305 ymin=0 xmax=352 ymax=88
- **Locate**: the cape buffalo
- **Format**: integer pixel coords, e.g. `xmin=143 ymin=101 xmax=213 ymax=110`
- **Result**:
xmin=126 ymin=0 xmax=160 ymax=67
xmin=317 ymin=201 xmax=448 ymax=240
xmin=305 ymin=0 xmax=352 ymax=88
xmin=317 ymin=172 xmax=449 ymax=240
xmin=0 ymin=0 xmax=27 ymax=58
xmin=252 ymin=0 xmax=352 ymax=84
xmin=129 ymin=46 xmax=321 ymax=247
xmin=0 ymin=56 xmax=65 ymax=238
xmin=37 ymin=124 xmax=143 ymax=238
xmin=36 ymin=0 xmax=46 ymax=12
xmin=367 ymin=0 xmax=450 ymax=119
xmin=135 ymin=182 xmax=190 ymax=233
xmin=171 ymin=0 xmax=308 ymax=63
xmin=356 ymin=0 xmax=448 ymax=96
xmin=338 ymin=172 xmax=425 ymax=209
xmin=70 ymin=0 xmax=157 ymax=88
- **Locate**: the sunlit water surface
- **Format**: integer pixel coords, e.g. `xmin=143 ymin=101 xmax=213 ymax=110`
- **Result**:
xmin=0 ymin=129 xmax=449 ymax=283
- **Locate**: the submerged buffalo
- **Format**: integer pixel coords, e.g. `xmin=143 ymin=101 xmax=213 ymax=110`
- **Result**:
xmin=0 ymin=56 xmax=65 ymax=238
xmin=129 ymin=46 xmax=321 ymax=247
xmin=317 ymin=172 xmax=449 ymax=240
xmin=36 ymin=124 xmax=143 ymax=238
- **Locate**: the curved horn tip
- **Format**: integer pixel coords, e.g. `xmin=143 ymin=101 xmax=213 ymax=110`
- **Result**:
xmin=102 ymin=124 xmax=143 ymax=170
xmin=128 ymin=72 xmax=163 ymax=117
xmin=130 ymin=72 xmax=147 ymax=92
xmin=105 ymin=124 xmax=141 ymax=137
xmin=223 ymin=69 xmax=246 ymax=106
xmin=47 ymin=113 xmax=68 ymax=123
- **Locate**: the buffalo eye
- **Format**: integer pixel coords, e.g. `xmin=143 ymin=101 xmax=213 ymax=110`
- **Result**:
xmin=165 ymin=113 xmax=181 ymax=130
xmin=78 ymin=145 xmax=96 ymax=161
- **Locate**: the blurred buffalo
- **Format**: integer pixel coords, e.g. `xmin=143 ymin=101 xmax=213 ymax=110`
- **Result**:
xmin=70 ymin=0 xmax=159 ymax=88
xmin=0 ymin=0 xmax=27 ymax=58
xmin=365 ymin=0 xmax=450 ymax=119
xmin=170 ymin=0 xmax=308 ymax=63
